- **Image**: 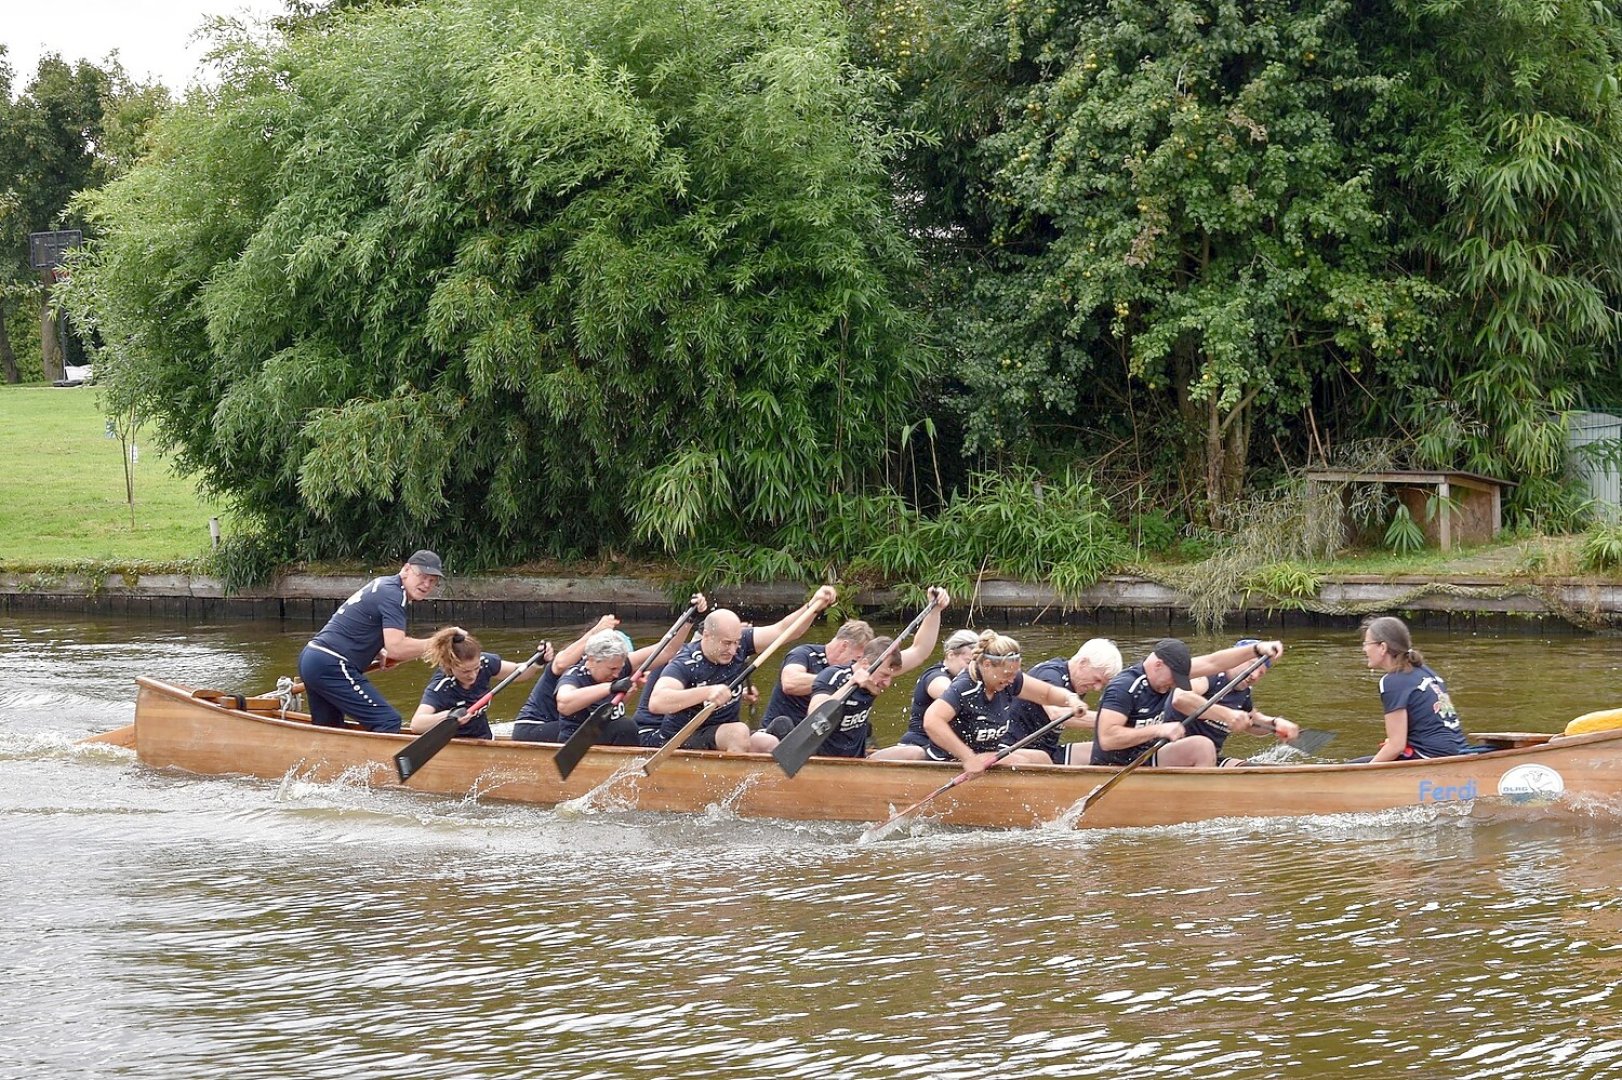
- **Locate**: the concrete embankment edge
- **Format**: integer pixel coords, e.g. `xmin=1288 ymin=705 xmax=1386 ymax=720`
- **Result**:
xmin=3 ymin=572 xmax=1618 ymax=632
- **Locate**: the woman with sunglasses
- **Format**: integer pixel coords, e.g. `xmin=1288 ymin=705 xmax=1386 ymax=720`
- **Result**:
xmin=921 ymin=630 xmax=1082 ymax=775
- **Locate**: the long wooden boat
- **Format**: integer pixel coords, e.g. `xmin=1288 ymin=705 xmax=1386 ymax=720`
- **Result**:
xmin=125 ymin=675 xmax=1622 ymax=830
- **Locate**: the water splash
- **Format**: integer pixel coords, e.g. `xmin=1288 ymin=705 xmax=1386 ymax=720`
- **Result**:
xmin=555 ymin=757 xmax=648 ymax=816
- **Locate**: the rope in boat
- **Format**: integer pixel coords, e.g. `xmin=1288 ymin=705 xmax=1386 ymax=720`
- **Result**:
xmin=275 ymin=675 xmax=297 ymax=719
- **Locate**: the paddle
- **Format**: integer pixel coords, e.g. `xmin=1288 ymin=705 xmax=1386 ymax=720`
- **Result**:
xmin=859 ymin=709 xmax=1077 ymax=843
xmin=1272 ymin=724 xmax=1335 ymax=756
xmin=393 ymin=647 xmax=548 ymax=782
xmin=772 ymin=590 xmax=942 ymax=778
xmin=639 ymin=594 xmax=829 ymax=777
xmin=552 ymin=601 xmax=702 ymax=779
xmin=1073 ymin=651 xmax=1270 ymax=819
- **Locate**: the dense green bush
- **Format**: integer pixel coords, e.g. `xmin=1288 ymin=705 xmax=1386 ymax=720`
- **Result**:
xmin=69 ymin=0 xmax=927 ymax=569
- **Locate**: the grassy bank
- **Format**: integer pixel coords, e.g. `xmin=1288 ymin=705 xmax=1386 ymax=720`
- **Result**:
xmin=1 ymin=382 xmax=1611 ymax=594
xmin=0 ymin=386 xmax=225 ymax=564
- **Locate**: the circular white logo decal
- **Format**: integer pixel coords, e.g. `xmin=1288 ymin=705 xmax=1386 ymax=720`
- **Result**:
xmin=1497 ymin=763 xmax=1565 ymax=804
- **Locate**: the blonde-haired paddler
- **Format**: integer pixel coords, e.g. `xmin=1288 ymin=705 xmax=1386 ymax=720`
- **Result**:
xmin=921 ymin=630 xmax=1082 ymax=775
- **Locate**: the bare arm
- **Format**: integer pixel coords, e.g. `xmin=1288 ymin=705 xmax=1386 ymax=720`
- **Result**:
xmin=752 ymin=585 xmax=838 ymax=652
xmin=550 ymin=615 xmax=619 ymax=675
xmin=898 ymin=589 xmax=948 ymax=671
xmin=648 ymin=673 xmax=729 ymax=715
xmin=1192 ymin=641 xmax=1281 ymax=678
xmin=628 ymin=593 xmax=710 ymax=671
xmin=1172 ymin=687 xmax=1248 ymax=731
xmin=1368 ymin=710 xmax=1410 ymax=763
xmin=382 ymin=627 xmax=451 ymax=664
xmin=777 ymin=662 xmax=816 ymax=697
xmin=1016 ymin=676 xmax=1081 ymax=713
xmin=408 ymin=701 xmax=442 ymax=733
xmin=922 ymin=698 xmax=978 ymax=766
xmin=556 ymin=678 xmax=619 ymax=716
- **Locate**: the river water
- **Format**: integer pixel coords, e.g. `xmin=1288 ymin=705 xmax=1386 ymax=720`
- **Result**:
xmin=4 ymin=612 xmax=1622 ymax=1079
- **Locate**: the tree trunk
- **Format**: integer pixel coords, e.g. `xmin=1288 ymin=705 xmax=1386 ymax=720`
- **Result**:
xmin=0 ymin=300 xmax=18 ymax=384
xmin=39 ymin=273 xmax=65 ymax=383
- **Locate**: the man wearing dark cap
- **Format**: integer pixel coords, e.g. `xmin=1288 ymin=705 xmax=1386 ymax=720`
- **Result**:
xmin=1090 ymin=637 xmax=1283 ymax=768
xmin=297 ymin=550 xmax=460 ymax=732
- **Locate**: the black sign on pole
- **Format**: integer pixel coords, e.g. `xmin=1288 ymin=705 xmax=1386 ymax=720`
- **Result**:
xmin=28 ymin=229 xmax=83 ymax=270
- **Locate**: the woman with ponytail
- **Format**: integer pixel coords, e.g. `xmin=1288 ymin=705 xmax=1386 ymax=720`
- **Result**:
xmin=921 ymin=629 xmax=1083 ymax=775
xmin=1359 ymin=616 xmax=1470 ymax=761
xmin=409 ymin=628 xmax=548 ymax=741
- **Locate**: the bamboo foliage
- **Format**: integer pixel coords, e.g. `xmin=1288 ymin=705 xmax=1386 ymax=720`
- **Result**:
xmin=70 ymin=0 xmax=927 ymax=566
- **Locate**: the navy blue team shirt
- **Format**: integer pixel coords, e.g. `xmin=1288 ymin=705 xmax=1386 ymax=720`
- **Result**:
xmin=806 ymin=663 xmax=879 ymax=758
xmin=310 ymin=574 xmax=409 ymax=667
xmin=900 ymin=661 xmax=948 ymax=747
xmin=926 ymin=669 xmax=1028 ymax=757
xmin=762 ymin=643 xmax=829 ymax=726
xmin=1011 ymin=657 xmax=1073 ymax=764
xmin=554 ymin=657 xmax=634 ymax=740
xmin=1379 ymin=664 xmax=1470 ymax=758
xmin=1091 ymin=662 xmax=1177 ymax=767
xmin=514 ymin=664 xmax=565 ymax=729
xmin=1180 ymin=670 xmax=1250 ymax=756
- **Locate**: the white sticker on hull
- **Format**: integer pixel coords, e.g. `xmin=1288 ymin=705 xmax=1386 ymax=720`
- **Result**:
xmin=1497 ymin=763 xmax=1565 ymax=804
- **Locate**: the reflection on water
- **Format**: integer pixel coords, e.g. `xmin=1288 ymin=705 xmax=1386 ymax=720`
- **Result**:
xmin=2 ymin=613 xmax=1621 ymax=1077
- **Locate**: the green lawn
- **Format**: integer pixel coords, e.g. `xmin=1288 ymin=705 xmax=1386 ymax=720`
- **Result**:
xmin=0 ymin=386 xmax=226 ymax=564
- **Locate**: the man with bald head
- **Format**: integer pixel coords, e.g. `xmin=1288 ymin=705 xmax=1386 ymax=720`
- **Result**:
xmin=646 ymin=585 xmax=838 ymax=753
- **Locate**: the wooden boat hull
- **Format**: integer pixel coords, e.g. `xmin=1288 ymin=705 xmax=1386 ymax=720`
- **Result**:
xmin=132 ymin=676 xmax=1622 ymax=830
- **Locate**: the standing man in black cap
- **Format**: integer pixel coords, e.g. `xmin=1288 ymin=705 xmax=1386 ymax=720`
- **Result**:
xmin=297 ymin=550 xmax=459 ymax=733
xmin=1091 ymin=638 xmax=1284 ymax=768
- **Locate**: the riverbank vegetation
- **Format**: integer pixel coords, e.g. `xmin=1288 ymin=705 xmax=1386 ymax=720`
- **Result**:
xmin=38 ymin=0 xmax=1622 ymax=605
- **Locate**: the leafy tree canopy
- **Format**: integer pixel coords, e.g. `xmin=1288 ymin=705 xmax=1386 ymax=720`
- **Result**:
xmin=71 ymin=0 xmax=930 ymax=568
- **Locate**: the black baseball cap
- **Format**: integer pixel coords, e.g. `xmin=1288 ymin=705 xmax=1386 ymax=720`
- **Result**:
xmin=405 ymin=549 xmax=444 ymax=576
xmin=1152 ymin=638 xmax=1193 ymax=690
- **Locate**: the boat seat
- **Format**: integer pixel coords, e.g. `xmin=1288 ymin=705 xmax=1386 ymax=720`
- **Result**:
xmin=1469 ymin=731 xmax=1556 ymax=750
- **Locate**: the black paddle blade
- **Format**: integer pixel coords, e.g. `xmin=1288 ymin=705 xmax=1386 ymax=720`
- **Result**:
xmin=1285 ymin=729 xmax=1335 ymax=756
xmin=771 ymin=703 xmax=840 ymax=779
xmin=553 ymin=698 xmax=619 ymax=780
xmin=394 ymin=714 xmax=460 ymax=782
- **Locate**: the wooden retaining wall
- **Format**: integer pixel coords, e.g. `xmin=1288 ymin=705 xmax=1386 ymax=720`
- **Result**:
xmin=3 ymin=572 xmax=1618 ymax=631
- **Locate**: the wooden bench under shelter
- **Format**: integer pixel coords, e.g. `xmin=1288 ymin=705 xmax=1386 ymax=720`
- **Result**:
xmin=1305 ymin=469 xmax=1513 ymax=552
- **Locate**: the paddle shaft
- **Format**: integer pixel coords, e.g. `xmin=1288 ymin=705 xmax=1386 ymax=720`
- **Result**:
xmin=772 ymin=592 xmax=942 ymax=778
xmin=552 ymin=602 xmax=702 ymax=780
xmin=394 ymin=647 xmax=547 ymax=782
xmin=639 ymin=596 xmax=829 ymax=776
xmin=1076 ymin=652 xmax=1269 ymax=816
xmin=862 ymin=708 xmax=1077 ymax=840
